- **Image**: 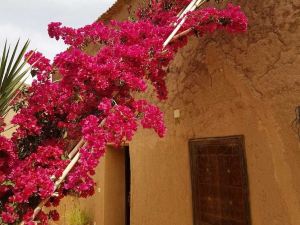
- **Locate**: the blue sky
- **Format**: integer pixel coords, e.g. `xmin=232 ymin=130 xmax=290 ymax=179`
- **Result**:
xmin=0 ymin=0 xmax=116 ymax=82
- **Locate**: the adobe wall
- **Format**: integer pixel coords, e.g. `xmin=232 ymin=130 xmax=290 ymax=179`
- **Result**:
xmin=126 ymin=0 xmax=300 ymax=225
xmin=49 ymin=0 xmax=300 ymax=224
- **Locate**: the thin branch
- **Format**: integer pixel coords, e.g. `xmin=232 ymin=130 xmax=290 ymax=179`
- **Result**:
xmin=20 ymin=152 xmax=81 ymax=225
xmin=67 ymin=117 xmax=107 ymax=159
xmin=68 ymin=139 xmax=85 ymax=159
xmin=20 ymin=116 xmax=108 ymax=224
xmin=0 ymin=124 xmax=17 ymax=134
xmin=173 ymin=0 xmax=197 ymax=26
xmin=163 ymin=0 xmax=206 ymax=47
xmin=178 ymin=0 xmax=198 ymax=21
xmin=171 ymin=28 xmax=193 ymax=41
xmin=20 ymin=1 xmax=207 ymax=223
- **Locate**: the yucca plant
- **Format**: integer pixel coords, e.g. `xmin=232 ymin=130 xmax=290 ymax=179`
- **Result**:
xmin=0 ymin=40 xmax=31 ymax=117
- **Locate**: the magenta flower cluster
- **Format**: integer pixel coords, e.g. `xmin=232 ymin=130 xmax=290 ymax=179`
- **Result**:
xmin=0 ymin=1 xmax=247 ymax=224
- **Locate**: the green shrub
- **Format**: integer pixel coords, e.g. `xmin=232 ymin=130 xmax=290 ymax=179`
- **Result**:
xmin=67 ymin=206 xmax=93 ymax=225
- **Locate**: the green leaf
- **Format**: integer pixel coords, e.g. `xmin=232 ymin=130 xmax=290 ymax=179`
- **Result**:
xmin=0 ymin=40 xmax=31 ymax=117
xmin=1 ymin=180 xmax=15 ymax=187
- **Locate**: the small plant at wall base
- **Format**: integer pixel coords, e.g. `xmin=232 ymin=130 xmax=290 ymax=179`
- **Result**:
xmin=0 ymin=0 xmax=247 ymax=224
xmin=67 ymin=206 xmax=92 ymax=225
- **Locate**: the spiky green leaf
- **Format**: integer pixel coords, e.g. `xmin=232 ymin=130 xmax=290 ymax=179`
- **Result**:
xmin=0 ymin=40 xmax=31 ymax=117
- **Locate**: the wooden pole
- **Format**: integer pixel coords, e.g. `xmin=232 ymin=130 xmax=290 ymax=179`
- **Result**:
xmin=163 ymin=0 xmax=206 ymax=47
xmin=20 ymin=1 xmax=207 ymax=223
xmin=20 ymin=152 xmax=81 ymax=225
xmin=68 ymin=139 xmax=85 ymax=159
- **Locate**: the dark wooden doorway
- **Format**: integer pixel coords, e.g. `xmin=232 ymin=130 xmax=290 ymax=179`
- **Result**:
xmin=104 ymin=146 xmax=130 ymax=225
xmin=124 ymin=146 xmax=131 ymax=225
xmin=189 ymin=135 xmax=251 ymax=225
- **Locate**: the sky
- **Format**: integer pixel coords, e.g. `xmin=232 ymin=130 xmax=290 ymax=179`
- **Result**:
xmin=0 ymin=0 xmax=116 ymax=83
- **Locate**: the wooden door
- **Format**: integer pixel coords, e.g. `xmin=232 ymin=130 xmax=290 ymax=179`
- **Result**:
xmin=189 ymin=136 xmax=251 ymax=225
xmin=124 ymin=147 xmax=131 ymax=225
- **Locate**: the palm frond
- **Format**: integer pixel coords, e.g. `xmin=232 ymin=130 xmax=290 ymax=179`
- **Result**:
xmin=0 ymin=40 xmax=31 ymax=117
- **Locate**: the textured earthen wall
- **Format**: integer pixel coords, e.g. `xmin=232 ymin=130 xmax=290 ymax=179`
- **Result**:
xmin=54 ymin=0 xmax=300 ymax=224
xmin=128 ymin=0 xmax=300 ymax=225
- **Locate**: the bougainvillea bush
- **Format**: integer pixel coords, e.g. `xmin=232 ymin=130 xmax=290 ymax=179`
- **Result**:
xmin=0 ymin=0 xmax=247 ymax=224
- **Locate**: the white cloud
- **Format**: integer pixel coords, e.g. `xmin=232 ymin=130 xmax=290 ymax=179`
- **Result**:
xmin=45 ymin=0 xmax=116 ymax=8
xmin=0 ymin=0 xmax=116 ymax=83
xmin=0 ymin=23 xmax=64 ymax=59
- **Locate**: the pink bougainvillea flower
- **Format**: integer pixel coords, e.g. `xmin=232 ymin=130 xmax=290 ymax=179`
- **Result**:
xmin=0 ymin=1 xmax=247 ymax=224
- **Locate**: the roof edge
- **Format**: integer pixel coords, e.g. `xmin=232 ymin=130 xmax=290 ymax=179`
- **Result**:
xmin=97 ymin=0 xmax=130 ymax=22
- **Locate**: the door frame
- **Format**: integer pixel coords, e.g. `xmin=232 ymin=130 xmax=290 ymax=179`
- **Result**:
xmin=189 ymin=135 xmax=252 ymax=225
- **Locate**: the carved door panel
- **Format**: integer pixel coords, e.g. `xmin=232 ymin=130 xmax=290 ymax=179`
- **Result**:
xmin=189 ymin=136 xmax=251 ymax=225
